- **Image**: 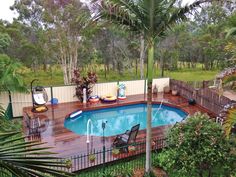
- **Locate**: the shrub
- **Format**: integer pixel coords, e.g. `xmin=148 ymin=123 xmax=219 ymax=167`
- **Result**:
xmin=155 ymin=112 xmax=236 ymax=177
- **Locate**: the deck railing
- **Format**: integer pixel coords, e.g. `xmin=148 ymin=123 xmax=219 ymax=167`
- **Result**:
xmin=58 ymin=137 xmax=167 ymax=173
xmin=170 ymin=79 xmax=232 ymax=115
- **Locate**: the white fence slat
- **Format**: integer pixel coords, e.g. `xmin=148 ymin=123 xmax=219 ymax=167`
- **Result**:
xmin=52 ymin=86 xmax=77 ymax=103
xmin=92 ymin=82 xmax=118 ymax=96
xmin=0 ymin=92 xmax=9 ymax=110
xmin=119 ymin=80 xmax=145 ymax=96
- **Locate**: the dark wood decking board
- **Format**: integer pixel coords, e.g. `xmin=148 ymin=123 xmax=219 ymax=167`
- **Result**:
xmin=23 ymin=93 xmax=215 ymax=158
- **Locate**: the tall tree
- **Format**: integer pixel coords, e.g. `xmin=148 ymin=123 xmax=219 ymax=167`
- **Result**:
xmin=94 ymin=0 xmax=205 ymax=174
xmin=43 ymin=0 xmax=92 ymax=84
xmin=12 ymin=0 xmax=92 ymax=84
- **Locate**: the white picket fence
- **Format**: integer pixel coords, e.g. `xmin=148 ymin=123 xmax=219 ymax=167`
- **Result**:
xmin=0 ymin=78 xmax=169 ymax=117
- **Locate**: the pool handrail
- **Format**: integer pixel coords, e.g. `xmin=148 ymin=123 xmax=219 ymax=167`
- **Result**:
xmin=86 ymin=119 xmax=93 ymax=143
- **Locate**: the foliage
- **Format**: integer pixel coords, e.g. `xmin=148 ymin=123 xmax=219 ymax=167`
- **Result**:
xmin=0 ymin=131 xmax=74 ymax=177
xmin=112 ymin=148 xmax=120 ymax=155
xmin=0 ymin=107 xmax=21 ymax=132
xmin=72 ymin=70 xmax=97 ymax=102
xmin=156 ymin=112 xmax=235 ymax=177
xmin=223 ymin=108 xmax=236 ymax=138
xmin=0 ymin=33 xmax=11 ymax=53
xmin=98 ymin=170 xmax=115 ymax=177
xmin=89 ymin=154 xmax=96 ymax=162
xmin=0 ymin=54 xmax=27 ymax=92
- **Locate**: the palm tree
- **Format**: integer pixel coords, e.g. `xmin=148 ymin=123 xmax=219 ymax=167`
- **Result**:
xmin=94 ymin=0 xmax=206 ymax=173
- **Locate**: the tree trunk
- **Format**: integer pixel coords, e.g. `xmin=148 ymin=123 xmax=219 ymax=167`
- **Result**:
xmin=140 ymin=33 xmax=145 ymax=79
xmin=145 ymin=38 xmax=154 ymax=174
xmin=160 ymin=55 xmax=164 ymax=77
xmin=104 ymin=64 xmax=107 ymax=79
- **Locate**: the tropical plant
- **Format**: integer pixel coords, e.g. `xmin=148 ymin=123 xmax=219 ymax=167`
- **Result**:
xmin=226 ymin=27 xmax=236 ymax=38
xmin=223 ymin=108 xmax=236 ymax=138
xmin=89 ymin=154 xmax=96 ymax=163
xmin=0 ymin=54 xmax=27 ymax=92
xmin=0 ymin=131 xmax=74 ymax=177
xmin=156 ymin=112 xmax=235 ymax=177
xmin=72 ymin=70 xmax=98 ymax=102
xmin=94 ymin=0 xmax=205 ymax=173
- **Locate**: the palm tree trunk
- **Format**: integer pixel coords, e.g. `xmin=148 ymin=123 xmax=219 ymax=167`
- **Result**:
xmin=145 ymin=38 xmax=154 ymax=173
xmin=140 ymin=33 xmax=145 ymax=79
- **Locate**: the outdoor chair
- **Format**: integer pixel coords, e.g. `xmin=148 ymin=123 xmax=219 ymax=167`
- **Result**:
xmin=113 ymin=124 xmax=140 ymax=152
xmin=25 ymin=113 xmax=41 ymax=136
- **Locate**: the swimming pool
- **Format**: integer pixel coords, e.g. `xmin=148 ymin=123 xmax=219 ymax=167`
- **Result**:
xmin=64 ymin=103 xmax=187 ymax=137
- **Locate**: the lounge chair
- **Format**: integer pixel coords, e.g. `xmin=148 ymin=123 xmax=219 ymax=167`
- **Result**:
xmin=113 ymin=124 xmax=140 ymax=151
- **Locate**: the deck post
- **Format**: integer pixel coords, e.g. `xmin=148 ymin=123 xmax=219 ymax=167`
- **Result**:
xmin=103 ymin=146 xmax=105 ymax=173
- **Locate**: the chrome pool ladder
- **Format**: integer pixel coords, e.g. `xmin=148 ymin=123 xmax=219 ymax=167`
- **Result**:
xmin=86 ymin=119 xmax=93 ymax=143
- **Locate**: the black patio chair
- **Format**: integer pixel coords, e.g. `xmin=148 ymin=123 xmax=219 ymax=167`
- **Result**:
xmin=25 ymin=113 xmax=40 ymax=136
xmin=113 ymin=124 xmax=140 ymax=152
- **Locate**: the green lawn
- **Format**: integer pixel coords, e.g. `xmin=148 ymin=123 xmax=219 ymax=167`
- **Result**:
xmin=21 ymin=66 xmax=219 ymax=86
xmin=165 ymin=69 xmax=218 ymax=81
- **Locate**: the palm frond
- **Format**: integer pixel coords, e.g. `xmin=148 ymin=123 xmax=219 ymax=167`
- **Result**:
xmin=167 ymin=0 xmax=206 ymax=29
xmin=0 ymin=132 xmax=74 ymax=177
xmin=223 ymin=108 xmax=236 ymax=138
xmin=226 ymin=27 xmax=236 ymax=38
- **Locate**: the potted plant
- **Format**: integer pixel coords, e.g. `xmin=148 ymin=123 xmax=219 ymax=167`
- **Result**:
xmin=171 ymin=86 xmax=178 ymax=96
xmin=88 ymin=154 xmax=96 ymax=163
xmin=153 ymin=85 xmax=158 ymax=95
xmin=64 ymin=159 xmax=72 ymax=169
xmin=164 ymin=86 xmax=170 ymax=93
xmin=112 ymin=148 xmax=120 ymax=158
xmin=128 ymin=145 xmax=136 ymax=155
xmin=72 ymin=70 xmax=98 ymax=102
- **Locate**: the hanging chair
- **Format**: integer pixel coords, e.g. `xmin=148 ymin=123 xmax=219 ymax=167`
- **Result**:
xmin=31 ymin=80 xmax=48 ymax=113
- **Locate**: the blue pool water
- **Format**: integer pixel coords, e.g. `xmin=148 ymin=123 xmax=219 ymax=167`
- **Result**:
xmin=64 ymin=104 xmax=187 ymax=137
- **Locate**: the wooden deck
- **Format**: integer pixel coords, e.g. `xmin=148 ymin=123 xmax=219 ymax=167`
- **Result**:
xmin=23 ymin=93 xmax=215 ymax=158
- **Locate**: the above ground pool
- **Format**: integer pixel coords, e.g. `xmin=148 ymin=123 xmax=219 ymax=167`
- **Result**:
xmin=64 ymin=103 xmax=187 ymax=137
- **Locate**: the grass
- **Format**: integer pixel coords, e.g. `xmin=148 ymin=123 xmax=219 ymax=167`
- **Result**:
xmin=21 ymin=65 xmax=219 ymax=86
xmin=165 ymin=69 xmax=219 ymax=81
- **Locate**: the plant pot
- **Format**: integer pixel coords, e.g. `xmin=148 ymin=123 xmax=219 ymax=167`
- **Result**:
xmin=88 ymin=154 xmax=96 ymax=163
xmin=89 ymin=159 xmax=95 ymax=163
xmin=112 ymin=153 xmax=120 ymax=158
xmin=112 ymin=149 xmax=120 ymax=158
xmin=172 ymin=90 xmax=178 ymax=96
xmin=164 ymin=86 xmax=170 ymax=93
xmin=128 ymin=151 xmax=136 ymax=156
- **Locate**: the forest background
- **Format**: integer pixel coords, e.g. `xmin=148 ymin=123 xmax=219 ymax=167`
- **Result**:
xmin=0 ymin=0 xmax=236 ymax=86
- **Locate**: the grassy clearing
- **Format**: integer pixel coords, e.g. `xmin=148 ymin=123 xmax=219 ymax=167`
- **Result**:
xmin=165 ymin=69 xmax=219 ymax=81
xmin=21 ymin=66 xmax=219 ymax=86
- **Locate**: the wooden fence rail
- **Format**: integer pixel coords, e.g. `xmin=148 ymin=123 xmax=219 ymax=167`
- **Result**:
xmin=170 ymin=79 xmax=232 ymax=115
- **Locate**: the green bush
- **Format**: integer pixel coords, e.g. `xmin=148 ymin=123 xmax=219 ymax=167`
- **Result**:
xmin=155 ymin=112 xmax=236 ymax=177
